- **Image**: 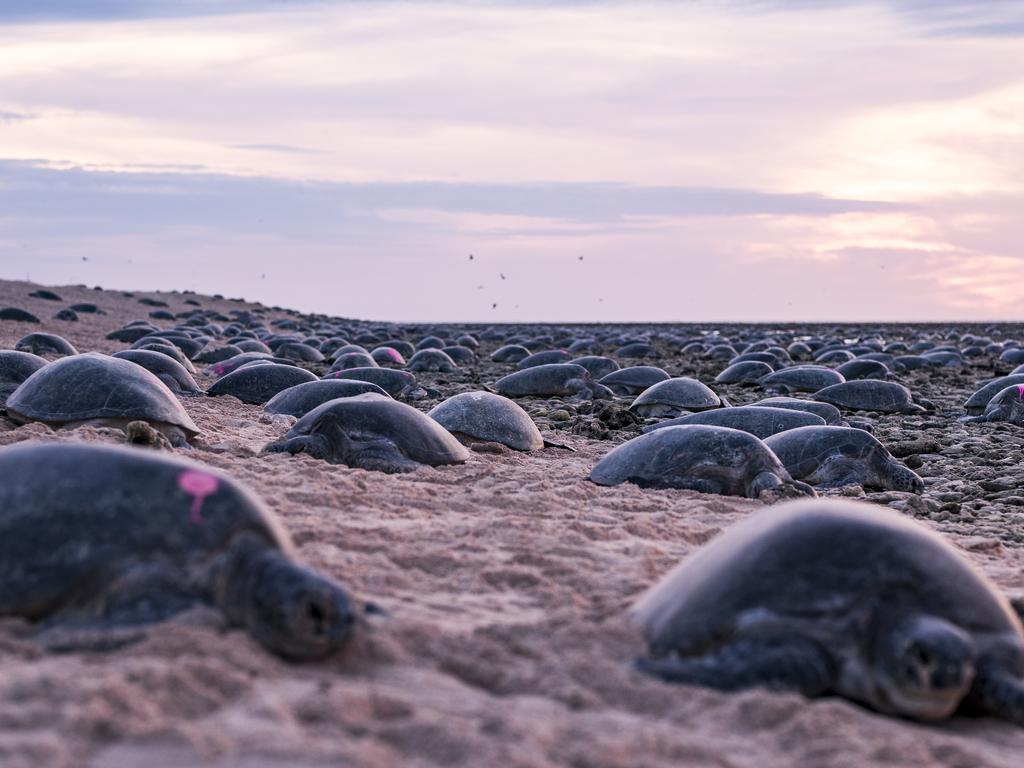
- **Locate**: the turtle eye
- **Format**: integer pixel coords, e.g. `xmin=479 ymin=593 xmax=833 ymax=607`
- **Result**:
xmin=306 ymin=600 xmax=327 ymax=636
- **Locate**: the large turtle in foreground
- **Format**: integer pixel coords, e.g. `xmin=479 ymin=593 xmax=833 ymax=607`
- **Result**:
xmin=630 ymin=498 xmax=1024 ymax=725
xmin=0 ymin=442 xmax=354 ymax=659
xmin=265 ymin=393 xmax=470 ymax=473
xmin=5 ymin=353 xmax=199 ymax=446
xmin=589 ymin=425 xmax=815 ymax=499
xmin=764 ymin=425 xmax=924 ymax=493
xmin=963 ymin=375 xmax=1024 ymax=416
xmin=964 ymin=384 xmax=1024 ymax=426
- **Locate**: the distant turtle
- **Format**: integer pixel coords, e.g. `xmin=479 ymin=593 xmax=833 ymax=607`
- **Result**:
xmin=964 ymin=384 xmax=1024 ymax=426
xmin=0 ymin=442 xmax=354 ymax=659
xmin=644 ymin=406 xmax=825 ymax=439
xmin=630 ymin=498 xmax=1024 ymax=724
xmin=53 ymin=309 xmax=79 ymax=322
xmin=0 ymin=350 xmax=47 ymax=405
xmin=329 ymin=352 xmax=379 ymax=371
xmin=14 ymin=333 xmax=78 ymax=358
xmin=323 ymin=367 xmax=424 ymax=398
xmin=599 ymin=366 xmax=671 ymax=396
xmin=276 ymin=342 xmax=325 ymax=363
xmin=893 ymin=355 xmax=932 ymax=371
xmin=113 ymin=349 xmax=202 ymax=395
xmin=407 ymin=349 xmax=458 ymax=372
xmin=714 ymin=361 xmax=774 ymax=385
xmin=518 ymin=350 xmax=572 ymax=369
xmin=629 ymin=378 xmax=720 ymax=418
xmin=0 ymin=307 xmax=40 ymax=323
xmin=5 ymin=353 xmax=199 ymax=446
xmin=204 ymin=352 xmax=278 ymax=377
xmin=571 ymin=355 xmax=619 ymax=379
xmin=29 ymin=289 xmax=62 ymax=301
xmin=813 ymin=380 xmax=926 ymax=414
xmin=194 ymin=345 xmax=244 ymax=364
xmin=759 ymin=366 xmax=844 ymax=393
xmin=490 ymin=344 xmax=531 ymax=363
xmin=836 ymin=359 xmax=891 ymax=381
xmin=442 ymin=346 xmax=476 ymax=365
xmin=589 ymin=424 xmax=815 ymax=499
xmin=963 ymin=375 xmax=1024 ymax=416
xmin=265 ymin=393 xmax=470 ymax=473
xmin=764 ymin=425 xmax=923 ymax=493
xmin=134 ymin=342 xmax=198 ymax=374
xmin=428 ymin=391 xmax=543 ymax=451
xmin=495 ymin=363 xmax=612 ymax=399
xmin=107 ymin=324 xmax=160 ymax=343
xmin=235 ymin=339 xmax=273 ymax=354
xmin=747 ymin=396 xmax=845 ymax=426
xmin=814 ymin=349 xmax=856 ymax=364
xmin=370 ymin=346 xmax=406 ymax=367
xmin=207 ymin=364 xmax=318 ymax=405
xmin=416 ymin=335 xmax=445 ymax=350
xmin=615 ymin=342 xmax=660 ymax=359
xmin=378 ymin=339 xmax=416 ymax=358
xmin=264 ymin=379 xmax=390 ymax=418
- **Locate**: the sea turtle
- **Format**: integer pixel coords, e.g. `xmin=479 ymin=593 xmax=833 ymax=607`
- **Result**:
xmin=264 ymin=379 xmax=390 ymax=418
xmin=964 ymin=384 xmax=1024 ymax=426
xmin=329 ymin=352 xmax=379 ymax=371
xmin=630 ymin=498 xmax=1024 ymax=724
xmin=747 ymin=397 xmax=845 ymax=426
xmin=107 ymin=324 xmax=160 ymax=343
xmin=893 ymin=355 xmax=932 ymax=371
xmin=323 ymin=367 xmax=424 ymax=398
xmin=370 ymin=346 xmax=406 ymax=367
xmin=195 ymin=345 xmax=244 ymax=365
xmin=963 ymin=375 xmax=1024 ymax=416
xmin=53 ymin=309 xmax=79 ymax=322
xmin=442 ymin=345 xmax=476 ymax=365
xmin=113 ymin=349 xmax=202 ymax=395
xmin=813 ymin=380 xmax=927 ymax=414
xmin=205 ymin=352 xmax=279 ymax=378
xmin=629 ymin=378 xmax=721 ymax=418
xmin=495 ymin=363 xmax=612 ymax=399
xmin=207 ymin=364 xmax=318 ymax=405
xmin=0 ymin=441 xmax=354 ymax=659
xmin=265 ymin=393 xmax=470 ymax=473
xmin=643 ymin=406 xmax=825 ymax=439
xmin=406 ymin=349 xmax=458 ymax=372
xmin=615 ymin=342 xmax=660 ymax=359
xmin=416 ymin=335 xmax=445 ymax=350
xmin=1000 ymin=349 xmax=1024 ymax=366
xmin=764 ymin=425 xmax=923 ymax=492
xmin=599 ymin=366 xmax=671 ymax=396
xmin=490 ymin=344 xmax=531 ymax=363
xmin=517 ymin=350 xmax=572 ymax=369
xmin=836 ymin=359 xmax=892 ymax=381
xmin=14 ymin=333 xmax=79 ymax=358
xmin=29 ymin=289 xmax=62 ymax=301
xmin=715 ymin=361 xmax=774 ymax=385
xmin=378 ymin=339 xmax=416 ymax=359
xmin=276 ymin=342 xmax=325 ymax=363
xmin=759 ymin=366 xmax=845 ymax=394
xmin=235 ymin=339 xmax=274 ymax=354
xmin=571 ymin=355 xmax=619 ymax=379
xmin=428 ymin=391 xmax=544 ymax=451
xmin=0 ymin=350 xmax=47 ymax=405
xmin=133 ymin=342 xmax=198 ymax=374
xmin=5 ymin=353 xmax=199 ymax=446
xmin=0 ymin=307 xmax=41 ymax=323
xmin=589 ymin=424 xmax=815 ymax=499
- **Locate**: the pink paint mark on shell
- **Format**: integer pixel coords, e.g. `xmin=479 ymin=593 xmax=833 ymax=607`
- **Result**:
xmin=212 ymin=364 xmax=225 ymax=375
xmin=1017 ymin=384 xmax=1024 ymax=400
xmin=177 ymin=470 xmax=219 ymax=524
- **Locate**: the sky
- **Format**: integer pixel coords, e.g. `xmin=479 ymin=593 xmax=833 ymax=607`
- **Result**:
xmin=0 ymin=1 xmax=1021 ymax=322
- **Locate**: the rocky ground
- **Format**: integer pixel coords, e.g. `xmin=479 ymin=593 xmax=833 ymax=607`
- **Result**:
xmin=0 ymin=279 xmax=1022 ymax=768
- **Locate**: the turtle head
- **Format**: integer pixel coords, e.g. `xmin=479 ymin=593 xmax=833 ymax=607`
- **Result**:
xmin=219 ymin=541 xmax=355 ymax=660
xmin=873 ymin=615 xmax=975 ymax=720
xmin=889 ymin=464 xmax=924 ymax=494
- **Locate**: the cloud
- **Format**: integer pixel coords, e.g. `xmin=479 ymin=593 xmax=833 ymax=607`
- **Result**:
xmin=0 ymin=110 xmax=35 ymax=123
xmin=229 ymin=143 xmax=328 ymax=155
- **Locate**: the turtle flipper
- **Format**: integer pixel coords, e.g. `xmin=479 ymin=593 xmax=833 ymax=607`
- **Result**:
xmin=634 ymin=637 xmax=835 ymax=696
xmin=263 ymin=434 xmax=331 ymax=460
xmin=966 ymin=661 xmax=1024 ymax=726
xmin=350 ymin=439 xmax=422 ymax=473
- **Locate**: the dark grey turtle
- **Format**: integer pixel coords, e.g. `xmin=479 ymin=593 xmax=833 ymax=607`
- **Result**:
xmin=204 ymin=352 xmax=277 ymax=377
xmin=329 ymin=352 xmax=379 ymax=371
xmin=963 ymin=375 xmax=1024 ymax=416
xmin=0 ymin=307 xmax=40 ymax=323
xmin=615 ymin=342 xmax=660 ymax=359
xmin=276 ymin=342 xmax=325 ymax=363
xmin=264 ymin=379 xmax=390 ymax=418
xmin=53 ymin=309 xmax=79 ymax=322
xmin=194 ymin=345 xmax=244 ymax=364
xmin=644 ymin=406 xmax=825 ymax=439
xmin=407 ymin=348 xmax=458 ymax=372
xmin=416 ymin=335 xmax=445 ymax=350
xmin=323 ymin=367 xmax=424 ymax=398
xmin=629 ymin=377 xmax=720 ymax=418
xmin=747 ymin=396 xmax=845 ymax=426
xmin=0 ymin=350 xmax=47 ymax=405
xmin=14 ymin=333 xmax=78 ymax=358
xmin=490 ymin=344 xmax=531 ymax=363
xmin=759 ymin=366 xmax=845 ymax=393
xmin=0 ymin=442 xmax=354 ymax=659
xmin=107 ymin=324 xmax=160 ymax=343
xmin=442 ymin=345 xmax=476 ymax=365
xmin=837 ymin=359 xmax=891 ymax=381
xmin=517 ymin=350 xmax=572 ymax=369
xmin=813 ymin=380 xmax=926 ymax=414
xmin=893 ymin=355 xmax=932 ymax=371
xmin=378 ymin=339 xmax=416 ymax=358
xmin=589 ymin=425 xmax=815 ymax=499
xmin=5 ymin=353 xmax=199 ymax=446
xmin=964 ymin=384 xmax=1024 ymax=425
xmin=764 ymin=425 xmax=923 ymax=493
xmin=236 ymin=339 xmax=273 ymax=354
xmin=370 ymin=346 xmax=406 ymax=367
xmin=428 ymin=391 xmax=543 ymax=451
xmin=112 ymin=349 xmax=202 ymax=395
xmin=207 ymin=364 xmax=318 ymax=405
xmin=630 ymin=498 xmax=1024 ymax=724
xmin=598 ymin=366 xmax=671 ymax=396
xmin=134 ymin=342 xmax=198 ymax=374
xmin=571 ymin=355 xmax=619 ymax=379
xmin=29 ymin=289 xmax=62 ymax=301
xmin=265 ymin=393 xmax=469 ymax=473
xmin=714 ymin=361 xmax=774 ymax=385
xmin=495 ymin=363 xmax=612 ymax=399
